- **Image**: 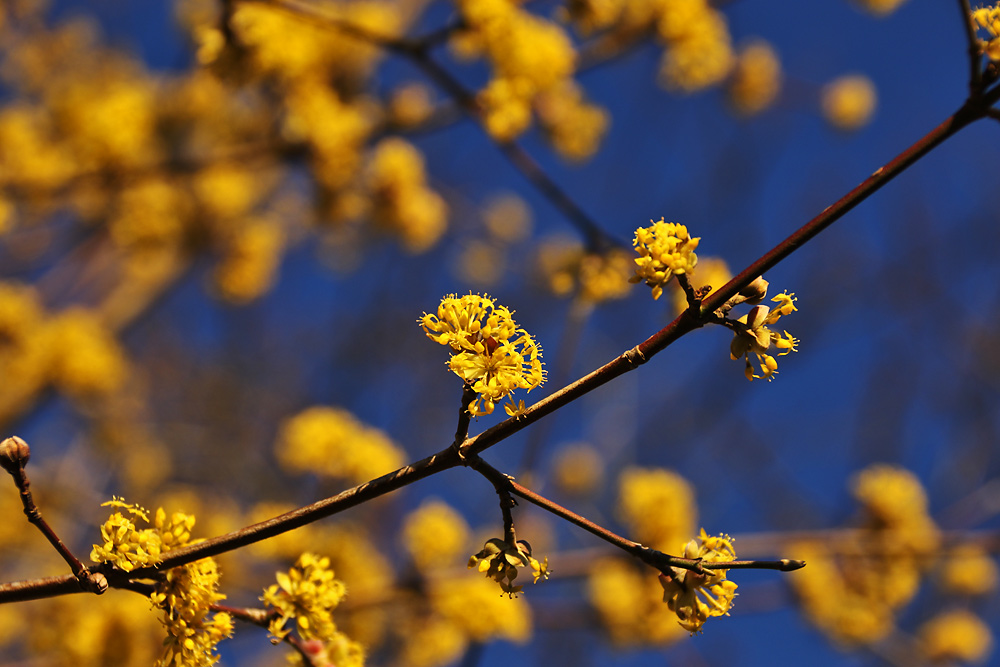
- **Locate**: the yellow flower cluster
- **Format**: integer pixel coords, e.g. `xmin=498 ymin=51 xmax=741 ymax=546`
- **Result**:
xmin=939 ymin=544 xmax=999 ymax=596
xmin=151 ymin=557 xmax=233 ymax=667
xmin=659 ymin=529 xmax=738 ymax=634
xmin=729 ymin=291 xmax=800 ymax=381
xmin=617 ymin=467 xmax=697 ymax=552
xmin=630 ymin=219 xmax=700 ymax=301
xmin=368 ymin=138 xmax=448 ymax=253
xmin=972 ymin=4 xmax=1000 ymax=60
xmin=90 ymin=498 xmax=231 ymax=666
xmin=90 ymin=499 xmax=195 ymax=571
xmin=420 ymin=293 xmax=545 ymax=416
xmin=727 ymin=40 xmax=783 ymax=116
xmin=822 ymin=75 xmax=877 ymax=131
xmin=401 ymin=499 xmax=471 ymax=572
xmin=274 ymin=406 xmax=406 ymax=485
xmin=791 ymin=465 xmax=941 ymax=646
xmin=261 ymin=553 xmax=359 ymax=659
xmin=918 ymin=609 xmax=994 ymax=664
xmin=467 ymin=537 xmax=549 ymax=597
xmin=657 ymin=0 xmax=735 ymax=92
xmin=536 ymin=237 xmax=634 ymax=304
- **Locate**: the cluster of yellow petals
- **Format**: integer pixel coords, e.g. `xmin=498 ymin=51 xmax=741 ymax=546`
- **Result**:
xmin=791 ymin=465 xmax=943 ymax=647
xmin=151 ymin=558 xmax=233 ymax=667
xmin=90 ymin=498 xmax=231 ymax=667
xmin=420 ymin=293 xmax=545 ymax=416
xmin=616 ymin=466 xmax=696 ymax=552
xmin=972 ymin=4 xmax=1000 ymax=60
xmin=729 ymin=291 xmax=800 ymax=381
xmin=630 ymin=219 xmax=700 ymax=301
xmin=261 ymin=553 xmax=361 ymax=662
xmin=467 ymin=537 xmax=550 ymax=597
xmin=727 ymin=40 xmax=783 ymax=116
xmin=659 ymin=530 xmax=738 ymax=634
xmin=274 ymin=405 xmax=405 ymax=485
xmin=587 ymin=556 xmax=689 ymax=646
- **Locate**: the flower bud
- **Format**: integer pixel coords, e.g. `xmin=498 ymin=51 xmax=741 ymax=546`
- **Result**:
xmin=739 ymin=277 xmax=769 ymax=304
xmin=0 ymin=435 xmax=30 ymax=474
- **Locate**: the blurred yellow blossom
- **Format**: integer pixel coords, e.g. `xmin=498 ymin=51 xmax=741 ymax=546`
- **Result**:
xmin=729 ymin=292 xmax=799 ymax=381
xmin=108 ymin=178 xmax=189 ymax=251
xmin=275 ymin=406 xmax=405 ymax=484
xmin=939 ymin=544 xmax=999 ymax=596
xmin=483 ymin=193 xmax=532 ymax=243
xmin=919 ymin=609 xmax=993 ymax=664
xmin=822 ymin=75 xmax=877 ymax=131
xmin=659 ymin=529 xmax=738 ymax=634
xmin=420 ymin=293 xmax=545 ymax=416
xmin=47 ymin=308 xmax=128 ymax=399
xmin=617 ymin=466 xmax=696 ymax=551
xmin=368 ymin=137 xmax=448 ymax=252
xmin=658 ymin=2 xmax=734 ymax=92
xmin=431 ymin=576 xmax=532 ymax=643
xmin=552 ymin=441 xmax=604 ymax=496
xmin=536 ymin=81 xmax=610 ymax=161
xmin=853 ymin=0 xmax=910 ymax=17
xmin=213 ymin=217 xmax=286 ymax=303
xmin=388 ymin=82 xmax=435 ymax=128
xmin=455 ymin=240 xmax=507 ymax=286
xmin=727 ymin=40 xmax=782 ymax=116
xmin=536 ymin=237 xmax=633 ymax=303
xmin=588 ymin=557 xmax=688 ymax=646
xmin=401 ymin=499 xmax=471 ymax=571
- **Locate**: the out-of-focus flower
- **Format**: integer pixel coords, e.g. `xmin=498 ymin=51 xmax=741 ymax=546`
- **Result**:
xmin=822 ymin=75 xmax=877 ymax=131
xmin=853 ymin=0 xmax=910 ymax=17
xmin=939 ymin=544 xmax=999 ymax=596
xmin=552 ymin=442 xmax=603 ymax=496
xmin=617 ymin=467 xmax=696 ymax=552
xmin=919 ymin=609 xmax=993 ymax=664
xmin=727 ymin=40 xmax=782 ymax=116
xmin=401 ymin=499 xmax=471 ymax=571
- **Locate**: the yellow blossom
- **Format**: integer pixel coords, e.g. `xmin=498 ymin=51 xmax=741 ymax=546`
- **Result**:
xmin=213 ymin=217 xmax=286 ymax=304
xmin=658 ymin=529 xmax=738 ymax=634
xmin=729 ymin=292 xmax=799 ymax=381
xmin=467 ymin=537 xmax=549 ymax=596
xmin=939 ymin=544 xmax=999 ymax=596
xmin=431 ymin=576 xmax=532 ymax=643
xmin=972 ymin=5 xmax=1000 ymax=60
xmin=919 ymin=609 xmax=994 ymax=664
xmin=630 ymin=219 xmax=700 ymax=300
xmin=455 ymin=240 xmax=507 ymax=286
xmin=401 ymin=499 xmax=471 ymax=571
xmin=535 ymin=81 xmax=610 ymax=162
xmin=388 ymin=82 xmax=435 ymax=128
xmin=274 ymin=406 xmax=405 ymax=484
xmin=852 ymin=464 xmax=928 ymax=525
xmin=482 ymin=193 xmax=532 ymax=243
xmin=368 ymin=137 xmax=448 ymax=252
xmin=420 ymin=293 xmax=545 ymax=416
xmin=262 ymin=553 xmax=349 ymax=643
xmin=727 ymin=39 xmax=782 ymax=116
xmin=658 ymin=3 xmax=734 ymax=93
xmin=822 ymin=75 xmax=877 ymax=131
xmin=151 ymin=557 xmax=232 ymax=667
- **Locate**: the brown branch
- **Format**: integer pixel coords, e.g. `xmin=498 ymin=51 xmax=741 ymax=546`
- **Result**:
xmin=957 ymin=0 xmax=983 ymax=93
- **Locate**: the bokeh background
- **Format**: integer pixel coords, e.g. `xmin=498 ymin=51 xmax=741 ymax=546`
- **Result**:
xmin=1 ymin=0 xmax=998 ymax=665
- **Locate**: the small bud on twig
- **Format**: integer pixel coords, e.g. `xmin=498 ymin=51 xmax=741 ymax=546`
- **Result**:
xmin=0 ymin=436 xmax=30 ymax=475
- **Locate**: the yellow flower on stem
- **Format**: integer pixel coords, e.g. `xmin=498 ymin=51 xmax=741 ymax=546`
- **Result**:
xmin=262 ymin=553 xmax=348 ymax=644
xmin=468 ymin=537 xmax=549 ymax=597
xmin=420 ymin=294 xmax=545 ymax=416
xmin=972 ymin=4 xmax=1000 ymax=60
xmin=729 ymin=292 xmax=799 ymax=381
xmin=659 ymin=529 xmax=738 ymax=634
xmin=630 ymin=219 xmax=699 ymax=300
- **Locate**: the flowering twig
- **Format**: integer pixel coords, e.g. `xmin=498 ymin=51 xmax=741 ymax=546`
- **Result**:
xmin=957 ymin=0 xmax=983 ymax=92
